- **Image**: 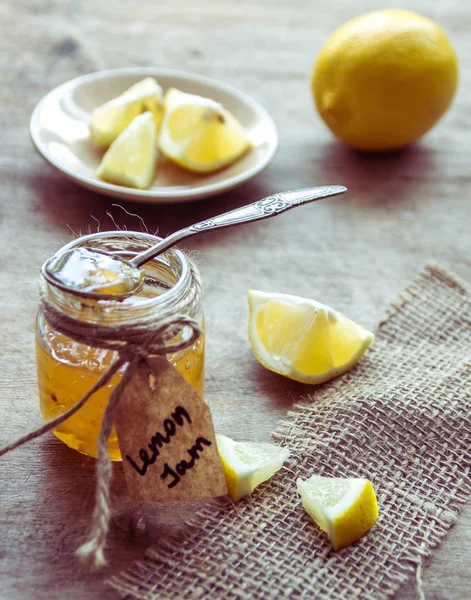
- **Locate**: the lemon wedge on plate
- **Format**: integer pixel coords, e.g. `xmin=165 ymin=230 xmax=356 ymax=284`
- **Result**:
xmin=248 ymin=290 xmax=374 ymax=384
xmin=158 ymin=88 xmax=251 ymax=173
xmin=89 ymin=77 xmax=163 ymax=146
xmin=297 ymin=475 xmax=378 ymax=550
xmin=96 ymin=111 xmax=158 ymax=189
xmin=216 ymin=434 xmax=289 ymax=501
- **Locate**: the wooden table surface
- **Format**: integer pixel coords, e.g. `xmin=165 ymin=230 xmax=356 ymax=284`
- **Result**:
xmin=1 ymin=1 xmax=470 ymax=598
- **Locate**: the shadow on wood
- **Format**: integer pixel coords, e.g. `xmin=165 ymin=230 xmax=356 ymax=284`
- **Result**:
xmin=312 ymin=141 xmax=438 ymax=208
xmin=27 ymin=169 xmax=276 ymax=252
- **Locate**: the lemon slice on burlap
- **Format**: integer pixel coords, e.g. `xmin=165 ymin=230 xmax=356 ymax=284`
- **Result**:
xmin=216 ymin=434 xmax=289 ymax=501
xmin=96 ymin=111 xmax=158 ymax=189
xmin=297 ymin=475 xmax=378 ymax=550
xmin=89 ymin=77 xmax=163 ymax=146
xmin=158 ymin=88 xmax=251 ymax=173
xmin=248 ymin=290 xmax=374 ymax=384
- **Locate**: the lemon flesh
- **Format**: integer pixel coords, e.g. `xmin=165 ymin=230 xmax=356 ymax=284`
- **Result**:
xmin=216 ymin=434 xmax=289 ymax=501
xmin=96 ymin=112 xmax=158 ymax=189
xmin=297 ymin=475 xmax=378 ymax=550
xmin=248 ymin=290 xmax=374 ymax=384
xmin=312 ymin=9 xmax=458 ymax=151
xmin=158 ymin=88 xmax=251 ymax=173
xmin=89 ymin=77 xmax=163 ymax=146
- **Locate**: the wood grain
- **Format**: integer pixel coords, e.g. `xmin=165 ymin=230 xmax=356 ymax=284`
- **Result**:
xmin=0 ymin=0 xmax=470 ymax=598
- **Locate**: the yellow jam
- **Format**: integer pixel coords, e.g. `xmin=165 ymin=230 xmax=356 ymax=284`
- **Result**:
xmin=36 ymin=316 xmax=204 ymax=460
xmin=36 ymin=274 xmax=204 ymax=461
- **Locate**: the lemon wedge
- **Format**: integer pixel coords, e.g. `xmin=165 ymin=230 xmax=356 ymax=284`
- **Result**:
xmin=89 ymin=77 xmax=163 ymax=146
xmin=297 ymin=475 xmax=378 ymax=550
xmin=158 ymin=88 xmax=251 ymax=173
xmin=96 ymin=111 xmax=158 ymax=189
xmin=216 ymin=434 xmax=289 ymax=501
xmin=248 ymin=290 xmax=374 ymax=384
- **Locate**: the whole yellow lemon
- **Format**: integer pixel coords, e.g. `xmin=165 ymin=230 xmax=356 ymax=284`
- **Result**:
xmin=312 ymin=9 xmax=458 ymax=151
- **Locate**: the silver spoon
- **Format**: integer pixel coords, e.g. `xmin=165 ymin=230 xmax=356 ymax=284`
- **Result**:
xmin=43 ymin=185 xmax=347 ymax=300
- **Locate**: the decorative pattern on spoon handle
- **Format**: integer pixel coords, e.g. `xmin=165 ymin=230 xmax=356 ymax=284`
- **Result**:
xmin=188 ymin=186 xmax=346 ymax=233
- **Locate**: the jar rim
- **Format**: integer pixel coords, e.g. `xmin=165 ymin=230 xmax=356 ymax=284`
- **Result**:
xmin=42 ymin=231 xmax=193 ymax=315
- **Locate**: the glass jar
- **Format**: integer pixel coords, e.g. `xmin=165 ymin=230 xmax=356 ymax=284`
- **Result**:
xmin=36 ymin=231 xmax=205 ymax=460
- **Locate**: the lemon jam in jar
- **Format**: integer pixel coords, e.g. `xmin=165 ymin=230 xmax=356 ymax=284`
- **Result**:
xmin=36 ymin=232 xmax=205 ymax=460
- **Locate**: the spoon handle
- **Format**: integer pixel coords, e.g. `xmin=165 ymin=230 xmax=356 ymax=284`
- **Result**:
xmin=130 ymin=185 xmax=347 ymax=268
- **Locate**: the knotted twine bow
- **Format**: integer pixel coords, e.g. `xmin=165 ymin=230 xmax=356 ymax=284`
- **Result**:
xmin=0 ymin=262 xmax=202 ymax=567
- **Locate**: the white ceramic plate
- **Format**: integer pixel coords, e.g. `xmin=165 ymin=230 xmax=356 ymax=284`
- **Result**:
xmin=30 ymin=67 xmax=278 ymax=203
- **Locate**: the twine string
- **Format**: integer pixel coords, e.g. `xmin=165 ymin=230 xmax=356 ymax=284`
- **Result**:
xmin=76 ymin=353 xmax=143 ymax=567
xmin=416 ymin=556 xmax=425 ymax=600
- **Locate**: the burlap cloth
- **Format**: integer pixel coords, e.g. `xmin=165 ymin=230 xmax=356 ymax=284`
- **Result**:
xmin=108 ymin=264 xmax=470 ymax=600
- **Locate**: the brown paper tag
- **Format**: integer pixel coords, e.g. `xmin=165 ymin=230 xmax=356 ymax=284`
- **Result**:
xmin=114 ymin=356 xmax=227 ymax=502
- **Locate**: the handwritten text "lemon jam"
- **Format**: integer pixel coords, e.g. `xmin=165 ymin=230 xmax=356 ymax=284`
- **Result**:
xmin=125 ymin=405 xmax=212 ymax=489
